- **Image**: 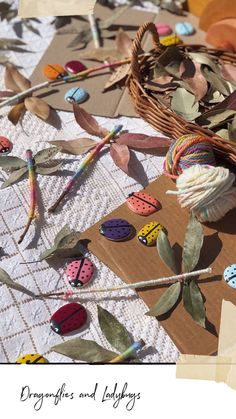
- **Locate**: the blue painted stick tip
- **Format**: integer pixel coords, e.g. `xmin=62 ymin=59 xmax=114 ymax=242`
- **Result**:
xmin=113 ymin=124 xmax=123 ymax=135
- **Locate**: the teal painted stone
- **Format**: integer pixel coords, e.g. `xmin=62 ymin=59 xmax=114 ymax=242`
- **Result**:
xmin=64 ymin=87 xmax=89 ymax=104
xmin=223 ymin=264 xmax=236 ymax=289
xmin=175 ymin=22 xmax=195 ymax=36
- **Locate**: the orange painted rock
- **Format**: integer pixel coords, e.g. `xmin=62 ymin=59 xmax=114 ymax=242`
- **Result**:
xmin=199 ymin=0 xmax=236 ymax=31
xmin=206 ymin=19 xmax=236 ymax=52
xmin=43 ymin=64 xmax=67 ymax=80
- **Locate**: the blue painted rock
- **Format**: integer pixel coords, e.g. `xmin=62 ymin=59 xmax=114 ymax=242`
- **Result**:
xmin=65 ymin=60 xmax=87 ymax=74
xmin=43 ymin=64 xmax=67 ymax=80
xmin=155 ymin=22 xmax=172 ymax=36
xmin=16 ymin=353 xmax=48 ymax=363
xmin=127 ymin=192 xmax=161 ymax=216
xmin=138 ymin=221 xmax=163 ymax=246
xmin=175 ymin=22 xmax=195 ymax=36
xmin=0 ymin=136 xmax=12 ymax=154
xmin=50 ymin=302 xmax=87 ymax=335
xmin=64 ymin=87 xmax=89 ymax=104
xmin=99 ymin=218 xmax=133 ymax=241
xmin=66 ymin=258 xmax=94 ymax=288
xmin=223 ymin=264 xmax=236 ymax=289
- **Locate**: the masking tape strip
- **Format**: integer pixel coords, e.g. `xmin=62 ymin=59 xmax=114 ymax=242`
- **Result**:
xmin=18 ymin=0 xmax=97 ymax=17
xmin=176 ymin=354 xmax=231 ymax=382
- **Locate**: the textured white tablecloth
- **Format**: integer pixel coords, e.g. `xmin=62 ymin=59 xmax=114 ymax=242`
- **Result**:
xmin=0 ymin=0 xmax=179 ymax=363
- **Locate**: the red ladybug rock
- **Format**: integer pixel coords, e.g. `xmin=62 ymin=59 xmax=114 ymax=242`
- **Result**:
xmin=50 ymin=302 xmax=87 ymax=335
xmin=0 ymin=136 xmax=13 ymax=154
xmin=66 ymin=258 xmax=94 ymax=288
xmin=126 ymin=192 xmax=161 ymax=216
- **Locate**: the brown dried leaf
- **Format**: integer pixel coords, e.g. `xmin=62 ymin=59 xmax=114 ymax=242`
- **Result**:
xmin=78 ymin=47 xmax=122 ymax=62
xmin=24 ymin=97 xmax=50 ymax=121
xmin=110 ymin=143 xmax=130 ymax=174
xmin=116 ymin=133 xmax=171 ymax=150
xmin=104 ymin=63 xmax=130 ymax=91
xmin=180 ymin=61 xmax=208 ymax=101
xmin=4 ymin=63 xmax=31 ymax=92
xmin=7 ymin=102 xmax=25 ymax=125
xmin=116 ymin=28 xmax=133 ymax=58
xmin=145 ymin=80 xmax=179 ymax=93
xmin=48 ymin=138 xmax=96 ymax=155
xmin=73 ymin=104 xmax=109 ymax=138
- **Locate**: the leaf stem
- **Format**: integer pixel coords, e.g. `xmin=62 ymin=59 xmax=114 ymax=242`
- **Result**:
xmin=18 ymin=150 xmax=37 ymax=244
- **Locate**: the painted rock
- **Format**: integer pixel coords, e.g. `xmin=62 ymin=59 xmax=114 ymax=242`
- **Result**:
xmin=127 ymin=192 xmax=161 ymax=216
xmin=160 ymin=34 xmax=182 ymax=46
xmin=0 ymin=136 xmax=12 ymax=154
xmin=138 ymin=221 xmax=163 ymax=246
xmin=65 ymin=60 xmax=87 ymax=74
xmin=175 ymin=22 xmax=195 ymax=36
xmin=64 ymin=87 xmax=89 ymax=104
xmin=43 ymin=64 xmax=67 ymax=80
xmin=155 ymin=22 xmax=172 ymax=36
xmin=223 ymin=264 xmax=236 ymax=289
xmin=66 ymin=258 xmax=94 ymax=288
xmin=16 ymin=353 xmax=47 ymax=364
xmin=50 ymin=302 xmax=87 ymax=335
xmin=99 ymin=218 xmax=133 ymax=241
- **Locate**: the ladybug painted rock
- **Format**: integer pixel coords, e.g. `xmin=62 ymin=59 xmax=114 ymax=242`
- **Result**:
xmin=127 ymin=192 xmax=161 ymax=216
xmin=64 ymin=87 xmax=89 ymax=104
xmin=50 ymin=302 xmax=87 ymax=335
xmin=138 ymin=221 xmax=163 ymax=246
xmin=0 ymin=136 xmax=12 ymax=154
xmin=160 ymin=34 xmax=182 ymax=46
xmin=99 ymin=218 xmax=133 ymax=241
xmin=66 ymin=258 xmax=94 ymax=288
xmin=155 ymin=22 xmax=172 ymax=36
xmin=65 ymin=60 xmax=87 ymax=74
xmin=175 ymin=22 xmax=195 ymax=36
xmin=42 ymin=64 xmax=67 ymax=81
xmin=16 ymin=353 xmax=48 ymax=364
xmin=223 ymin=264 xmax=236 ymax=289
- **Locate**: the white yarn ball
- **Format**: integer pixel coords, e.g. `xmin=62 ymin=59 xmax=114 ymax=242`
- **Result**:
xmin=166 ymin=165 xmax=236 ymax=222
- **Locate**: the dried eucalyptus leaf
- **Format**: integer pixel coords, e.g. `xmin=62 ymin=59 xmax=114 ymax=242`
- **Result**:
xmin=1 ymin=166 xmax=27 ymax=189
xmin=57 ymin=231 xmax=81 ymax=250
xmin=36 ymin=163 xmax=62 ymax=175
xmin=0 ymin=267 xmax=35 ymax=297
xmin=183 ymin=280 xmax=206 ymax=328
xmin=99 ymin=5 xmax=130 ymax=30
xmin=34 ymin=147 xmax=59 ymax=164
xmin=157 ymin=46 xmax=183 ymax=77
xmin=188 ymin=52 xmax=220 ymax=74
xmin=97 ymin=305 xmax=133 ymax=354
xmin=202 ymin=67 xmax=231 ymax=96
xmin=146 ymin=282 xmax=181 ymax=317
xmin=0 ymin=52 xmax=8 ymax=64
xmin=182 ymin=213 xmax=203 ymax=273
xmin=68 ymin=30 xmax=92 ymax=48
xmin=104 ymin=63 xmax=130 ymax=91
xmin=54 ymin=225 xmax=71 ymax=247
xmin=202 ymin=87 xmax=224 ymax=104
xmin=196 ymin=109 xmax=236 ymax=129
xmin=40 ymin=228 xmax=82 ymax=261
xmin=51 ymin=337 xmax=118 ymax=362
xmin=156 ymin=230 xmax=179 ymax=274
xmin=39 ymin=247 xmax=56 ymax=261
xmin=171 ymin=88 xmax=201 ymax=121
xmin=0 ymin=156 xmax=26 ymax=170
xmin=24 ymin=97 xmax=50 ymax=121
xmin=116 ymin=29 xmax=132 ymax=57
xmin=48 ymin=138 xmax=96 ymax=155
xmin=78 ymin=47 xmax=122 ymax=62
xmin=23 ymin=20 xmax=40 ymax=36
xmin=216 ymin=129 xmax=229 ymax=140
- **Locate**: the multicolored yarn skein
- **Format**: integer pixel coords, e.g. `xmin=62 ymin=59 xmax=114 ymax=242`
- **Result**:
xmin=164 ymin=134 xmax=236 ymax=222
xmin=164 ymin=134 xmax=216 ymax=179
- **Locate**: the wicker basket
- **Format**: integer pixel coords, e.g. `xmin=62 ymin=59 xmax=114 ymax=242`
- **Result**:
xmin=127 ymin=22 xmax=236 ymax=165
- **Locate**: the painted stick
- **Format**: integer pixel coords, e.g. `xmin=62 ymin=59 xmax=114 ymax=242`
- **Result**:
xmin=88 ymin=14 xmax=100 ymax=49
xmin=48 ymin=124 xmax=123 ymax=213
xmin=18 ymin=150 xmax=37 ymax=244
xmin=109 ymin=340 xmax=145 ymax=364
xmin=41 ymin=268 xmax=212 ymax=298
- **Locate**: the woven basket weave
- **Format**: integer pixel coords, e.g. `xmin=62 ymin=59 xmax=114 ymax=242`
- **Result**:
xmin=127 ymin=22 xmax=236 ymax=165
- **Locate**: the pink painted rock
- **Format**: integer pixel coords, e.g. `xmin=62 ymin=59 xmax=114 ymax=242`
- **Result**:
xmin=155 ymin=22 xmax=173 ymax=37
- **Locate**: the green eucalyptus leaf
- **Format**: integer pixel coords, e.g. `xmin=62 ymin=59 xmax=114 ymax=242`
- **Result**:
xmin=34 ymin=147 xmax=59 ymax=164
xmin=182 ymin=213 xmax=203 ymax=273
xmin=1 ymin=166 xmax=28 ymax=189
xmin=39 ymin=227 xmax=82 ymax=261
xmin=0 ymin=156 xmax=26 ymax=170
xmin=156 ymin=230 xmax=179 ymax=274
xmin=183 ymin=280 xmax=206 ymax=328
xmin=202 ymin=68 xmax=231 ymax=96
xmin=188 ymin=52 xmax=220 ymax=74
xmin=216 ymin=129 xmax=229 ymax=140
xmin=196 ymin=109 xmax=236 ymax=129
xmin=146 ymin=282 xmax=181 ymax=317
xmin=36 ymin=163 xmax=62 ymax=175
xmin=54 ymin=225 xmax=71 ymax=247
xmin=39 ymin=247 xmax=57 ymax=261
xmin=51 ymin=337 xmax=118 ymax=362
xmin=97 ymin=305 xmax=133 ymax=354
xmin=171 ymin=88 xmax=201 ymax=121
xmin=0 ymin=267 xmax=35 ymax=297
xmin=57 ymin=231 xmax=81 ymax=249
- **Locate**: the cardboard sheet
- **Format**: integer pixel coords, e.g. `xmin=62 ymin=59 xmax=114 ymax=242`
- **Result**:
xmin=80 ymin=175 xmax=236 ymax=355
xmin=18 ymin=0 xmax=97 ymax=17
xmin=30 ymin=6 xmax=207 ymax=117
